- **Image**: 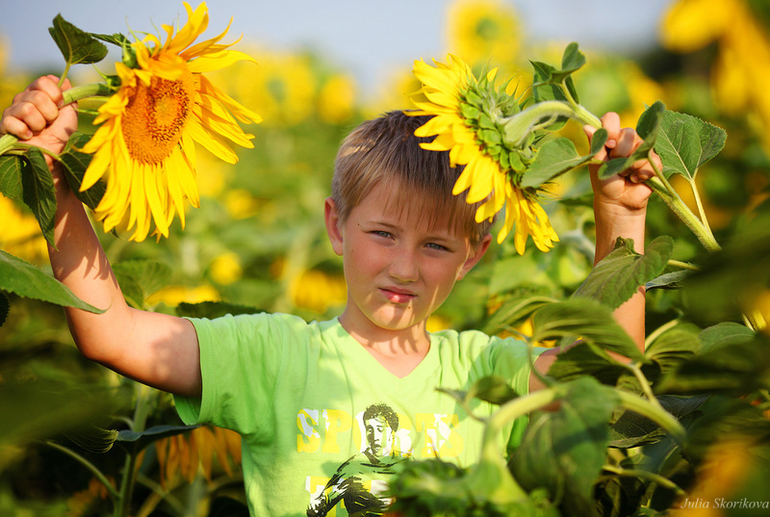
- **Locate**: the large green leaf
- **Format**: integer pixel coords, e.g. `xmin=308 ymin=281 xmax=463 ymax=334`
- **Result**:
xmin=654 ymin=109 xmax=727 ymax=181
xmin=48 ymin=14 xmax=108 ymax=66
xmin=511 ymin=377 xmax=618 ymax=516
xmin=21 ymin=148 xmax=57 ymax=246
xmin=531 ymin=299 xmax=645 ymax=362
xmin=0 ymin=249 xmax=104 ymax=313
xmin=574 ymin=236 xmax=674 ymax=311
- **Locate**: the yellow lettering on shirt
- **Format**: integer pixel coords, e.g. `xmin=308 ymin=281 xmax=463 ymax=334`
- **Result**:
xmin=322 ymin=409 xmax=353 ymax=454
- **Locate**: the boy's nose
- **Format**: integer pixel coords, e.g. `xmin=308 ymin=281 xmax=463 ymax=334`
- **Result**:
xmin=387 ymin=249 xmax=419 ymax=283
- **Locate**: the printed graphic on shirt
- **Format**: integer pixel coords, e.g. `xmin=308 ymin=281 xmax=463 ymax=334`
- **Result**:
xmin=304 ymin=403 xmax=432 ymax=517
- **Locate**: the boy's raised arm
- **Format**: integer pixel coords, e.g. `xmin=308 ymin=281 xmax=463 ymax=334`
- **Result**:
xmin=1 ymin=76 xmax=202 ymax=397
xmin=530 ymin=112 xmax=659 ymax=392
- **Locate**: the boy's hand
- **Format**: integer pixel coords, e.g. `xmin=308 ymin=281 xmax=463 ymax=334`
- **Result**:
xmin=1 ymin=75 xmax=77 ymax=170
xmin=584 ymin=112 xmax=660 ymax=215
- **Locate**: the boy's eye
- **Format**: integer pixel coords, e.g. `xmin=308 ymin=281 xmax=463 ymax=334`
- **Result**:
xmin=426 ymin=242 xmax=449 ymax=252
xmin=371 ymin=230 xmax=392 ymax=238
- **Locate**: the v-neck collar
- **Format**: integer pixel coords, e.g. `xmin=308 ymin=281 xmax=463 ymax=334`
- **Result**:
xmin=321 ymin=318 xmax=440 ymax=385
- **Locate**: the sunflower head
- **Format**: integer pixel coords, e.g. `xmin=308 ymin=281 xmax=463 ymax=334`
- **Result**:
xmin=79 ymin=2 xmax=262 ymax=242
xmin=409 ymin=54 xmax=557 ymax=253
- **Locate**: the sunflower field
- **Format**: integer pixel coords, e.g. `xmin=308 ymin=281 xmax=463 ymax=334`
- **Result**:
xmin=1 ymin=0 xmax=769 ymax=516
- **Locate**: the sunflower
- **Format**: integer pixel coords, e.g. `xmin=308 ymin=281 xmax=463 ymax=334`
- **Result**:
xmin=409 ymin=55 xmax=558 ymax=253
xmin=80 ymin=2 xmax=262 ymax=241
xmin=447 ymin=0 xmax=521 ymax=70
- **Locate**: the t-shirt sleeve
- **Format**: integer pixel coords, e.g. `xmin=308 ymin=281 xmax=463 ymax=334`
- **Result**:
xmin=173 ymin=312 xmax=303 ymax=438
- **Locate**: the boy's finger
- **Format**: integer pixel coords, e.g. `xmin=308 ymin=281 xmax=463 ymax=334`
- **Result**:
xmin=599 ymin=112 xmax=621 ymax=148
xmin=0 ymin=115 xmax=33 ymax=139
xmin=610 ymin=128 xmax=637 ymax=158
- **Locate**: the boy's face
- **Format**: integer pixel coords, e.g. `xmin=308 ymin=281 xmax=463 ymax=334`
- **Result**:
xmin=325 ymin=181 xmax=490 ymax=339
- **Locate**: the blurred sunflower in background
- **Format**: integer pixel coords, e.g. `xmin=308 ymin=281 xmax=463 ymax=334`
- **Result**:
xmin=662 ymin=0 xmax=770 ymax=151
xmin=79 ymin=1 xmax=262 ymax=242
xmin=446 ymin=0 xmax=522 ymax=72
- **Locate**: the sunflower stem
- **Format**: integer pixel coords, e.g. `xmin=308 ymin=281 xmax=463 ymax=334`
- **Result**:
xmin=501 ymin=100 xmax=599 ymax=148
xmin=62 ymin=82 xmax=114 ymax=105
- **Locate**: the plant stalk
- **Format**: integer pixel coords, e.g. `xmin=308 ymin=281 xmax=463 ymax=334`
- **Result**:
xmin=501 ymin=100 xmax=600 ymax=148
xmin=602 ymin=465 xmax=686 ymax=497
xmin=647 ymin=177 xmax=721 ymax=253
xmin=44 ymin=440 xmax=119 ymax=500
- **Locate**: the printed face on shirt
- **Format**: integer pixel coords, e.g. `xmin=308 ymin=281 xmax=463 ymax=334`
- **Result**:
xmin=327 ymin=182 xmax=488 ymax=338
xmin=365 ymin=416 xmax=390 ymax=456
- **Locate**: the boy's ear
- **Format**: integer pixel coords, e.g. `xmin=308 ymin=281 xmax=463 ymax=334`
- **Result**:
xmin=325 ymin=197 xmax=344 ymax=256
xmin=457 ymin=234 xmax=492 ymax=280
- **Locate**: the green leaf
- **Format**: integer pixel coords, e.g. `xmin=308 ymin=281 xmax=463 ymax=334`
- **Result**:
xmin=0 ymin=249 xmax=104 ymax=313
xmin=521 ymin=131 xmax=608 ymax=188
xmin=655 ymin=333 xmax=770 ymax=395
xmin=683 ymin=397 xmax=770 ymax=462
xmin=574 ymin=236 xmax=674 ymax=310
xmin=608 ymin=394 xmax=707 ymax=448
xmin=48 ymin=14 xmax=108 ymax=66
xmin=560 ymin=42 xmax=586 ymax=78
xmin=645 ymin=326 xmax=701 ymax=378
xmin=21 ymin=148 xmax=57 ymax=246
xmin=698 ymin=321 xmax=756 ymax=353
xmin=471 ymin=375 xmax=519 ymax=405
xmin=0 ymin=155 xmax=24 ymax=200
xmin=116 ymin=424 xmax=199 ymax=453
xmin=60 ymin=132 xmax=104 ymax=211
xmin=654 ymin=109 xmax=727 ymax=181
xmin=645 ymin=270 xmax=689 ymax=290
xmin=531 ymin=299 xmax=645 ymax=362
xmin=64 ymin=425 xmax=119 ymax=454
xmin=0 ymin=380 xmax=123 ymax=458
xmin=596 ymin=102 xmax=665 ymax=181
xmin=511 ymin=377 xmax=617 ymax=515
xmin=636 ymin=101 xmax=666 ymax=141
xmin=176 ymin=300 xmax=263 ymax=319
xmin=480 ymin=293 xmax=554 ymax=336
xmin=438 ymin=376 xmax=520 ymax=422
xmin=112 ymin=259 xmax=173 ymax=308
xmin=547 ymin=342 xmax=627 ymax=385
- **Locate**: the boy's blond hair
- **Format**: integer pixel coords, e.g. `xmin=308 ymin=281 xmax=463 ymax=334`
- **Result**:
xmin=331 ymin=110 xmax=493 ymax=244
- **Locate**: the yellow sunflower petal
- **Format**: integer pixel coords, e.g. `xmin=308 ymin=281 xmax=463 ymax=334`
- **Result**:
xmin=76 ymin=1 xmax=259 ymax=241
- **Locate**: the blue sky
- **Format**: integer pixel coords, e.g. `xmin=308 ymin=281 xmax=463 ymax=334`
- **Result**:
xmin=0 ymin=0 xmax=673 ymax=89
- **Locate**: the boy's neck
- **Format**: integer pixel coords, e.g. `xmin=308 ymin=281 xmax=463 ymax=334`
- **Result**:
xmin=338 ymin=315 xmax=431 ymax=378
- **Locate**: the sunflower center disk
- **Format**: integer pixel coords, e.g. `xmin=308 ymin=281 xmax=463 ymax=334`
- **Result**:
xmin=122 ymin=71 xmax=194 ymax=165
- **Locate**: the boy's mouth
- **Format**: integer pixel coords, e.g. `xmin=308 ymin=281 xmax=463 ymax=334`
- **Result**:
xmin=380 ymin=287 xmax=416 ymax=304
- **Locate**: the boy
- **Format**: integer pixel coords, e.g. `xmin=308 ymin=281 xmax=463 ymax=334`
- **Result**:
xmin=1 ymin=75 xmax=656 ymax=516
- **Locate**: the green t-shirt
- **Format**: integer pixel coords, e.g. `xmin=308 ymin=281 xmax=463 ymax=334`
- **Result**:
xmin=175 ymin=313 xmax=539 ymax=517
